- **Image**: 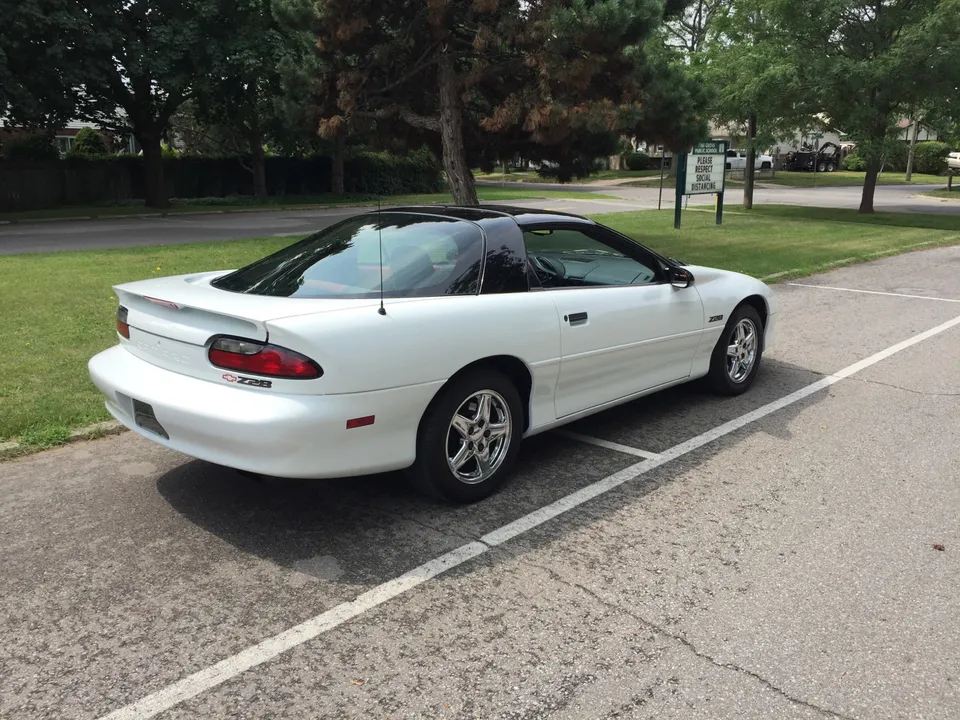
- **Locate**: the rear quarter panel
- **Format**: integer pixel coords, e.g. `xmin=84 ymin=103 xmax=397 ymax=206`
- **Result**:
xmin=265 ymin=292 xmax=563 ymax=428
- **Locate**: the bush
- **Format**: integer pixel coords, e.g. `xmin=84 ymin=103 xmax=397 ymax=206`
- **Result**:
xmin=69 ymin=128 xmax=109 ymax=157
xmin=842 ymin=154 xmax=866 ymax=171
xmin=1 ymin=134 xmax=59 ymax=161
xmin=912 ymin=141 xmax=950 ymax=175
xmin=881 ymin=142 xmax=909 ymax=172
xmin=624 ymin=152 xmax=650 ymax=171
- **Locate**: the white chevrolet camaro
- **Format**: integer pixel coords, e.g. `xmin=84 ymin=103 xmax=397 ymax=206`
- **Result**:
xmin=89 ymin=206 xmax=776 ymax=502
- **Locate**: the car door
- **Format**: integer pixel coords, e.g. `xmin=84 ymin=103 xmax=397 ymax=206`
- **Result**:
xmin=523 ymin=224 xmax=704 ymax=419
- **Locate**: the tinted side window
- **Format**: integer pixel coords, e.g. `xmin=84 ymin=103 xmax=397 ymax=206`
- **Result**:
xmin=523 ymin=227 xmax=660 ymax=289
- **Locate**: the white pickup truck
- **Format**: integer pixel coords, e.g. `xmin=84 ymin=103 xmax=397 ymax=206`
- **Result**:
xmin=724 ymin=149 xmax=774 ymax=171
xmin=948 ymin=152 xmax=960 ymax=172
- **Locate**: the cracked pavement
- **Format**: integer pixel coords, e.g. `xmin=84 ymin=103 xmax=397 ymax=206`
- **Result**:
xmin=2 ymin=246 xmax=960 ymax=719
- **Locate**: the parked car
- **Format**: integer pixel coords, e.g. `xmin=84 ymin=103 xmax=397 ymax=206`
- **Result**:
xmin=782 ymin=142 xmax=842 ymax=172
xmin=89 ymin=206 xmax=776 ymax=502
xmin=947 ymin=152 xmax=960 ymax=172
xmin=724 ymin=149 xmax=774 ymax=171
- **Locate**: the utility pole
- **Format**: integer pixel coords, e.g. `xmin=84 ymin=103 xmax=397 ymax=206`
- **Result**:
xmin=905 ymin=118 xmax=920 ymax=181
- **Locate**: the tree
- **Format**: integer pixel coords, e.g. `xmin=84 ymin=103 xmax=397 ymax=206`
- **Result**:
xmin=0 ymin=0 xmax=86 ymax=129
xmin=73 ymin=1 xmax=264 ymax=207
xmin=316 ymin=0 xmax=694 ymax=205
xmin=191 ymin=0 xmax=317 ymax=199
xmin=701 ymin=0 xmax=814 ymax=209
xmin=663 ymin=0 xmax=724 ymax=53
xmin=69 ymin=127 xmax=109 ymax=157
xmin=770 ymin=0 xmax=960 ymax=213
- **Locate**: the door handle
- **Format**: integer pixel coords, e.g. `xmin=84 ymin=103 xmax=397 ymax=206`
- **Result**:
xmin=567 ymin=311 xmax=588 ymax=326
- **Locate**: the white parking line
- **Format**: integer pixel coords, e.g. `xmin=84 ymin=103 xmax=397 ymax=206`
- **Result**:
xmin=97 ymin=313 xmax=960 ymax=720
xmin=787 ymin=282 xmax=960 ymax=304
xmin=554 ymin=430 xmax=660 ymax=459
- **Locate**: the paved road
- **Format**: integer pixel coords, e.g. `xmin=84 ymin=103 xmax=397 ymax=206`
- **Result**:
xmin=3 ymin=247 xmax=960 ymax=719
xmin=1 ymin=183 xmax=956 ymax=255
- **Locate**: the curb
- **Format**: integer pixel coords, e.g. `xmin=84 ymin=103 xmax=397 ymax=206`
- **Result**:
xmin=0 ymin=420 xmax=125 ymax=460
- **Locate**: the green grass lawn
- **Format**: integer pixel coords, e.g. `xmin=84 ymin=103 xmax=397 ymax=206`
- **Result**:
xmin=923 ymin=189 xmax=960 ymax=200
xmin=475 ymin=168 xmax=662 ymax=184
xmin=0 ymin=187 xmax=620 ymax=223
xmin=752 ymin=171 xmax=945 ymax=187
xmin=2 ymin=205 xmax=958 ymax=447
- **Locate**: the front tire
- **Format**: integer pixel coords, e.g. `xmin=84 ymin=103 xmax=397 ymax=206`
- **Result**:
xmin=706 ymin=304 xmax=764 ymax=396
xmin=408 ymin=369 xmax=523 ymax=503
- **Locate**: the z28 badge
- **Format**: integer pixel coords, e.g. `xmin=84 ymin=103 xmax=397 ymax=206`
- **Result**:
xmin=222 ymin=373 xmax=272 ymax=388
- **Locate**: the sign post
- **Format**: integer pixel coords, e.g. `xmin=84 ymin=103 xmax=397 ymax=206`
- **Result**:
xmin=674 ymin=140 xmax=727 ymax=229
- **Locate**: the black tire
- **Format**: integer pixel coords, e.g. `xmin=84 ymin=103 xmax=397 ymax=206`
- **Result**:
xmin=826 ymin=162 xmax=836 ymax=172
xmin=725 ymin=162 xmax=732 ymax=170
xmin=817 ymin=162 xmax=827 ymax=172
xmin=761 ymin=161 xmax=771 ymax=170
xmin=705 ymin=304 xmax=764 ymax=396
xmin=407 ymin=369 xmax=523 ymax=503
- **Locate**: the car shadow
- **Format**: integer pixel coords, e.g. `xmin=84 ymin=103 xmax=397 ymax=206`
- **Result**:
xmin=156 ymin=358 xmax=827 ymax=588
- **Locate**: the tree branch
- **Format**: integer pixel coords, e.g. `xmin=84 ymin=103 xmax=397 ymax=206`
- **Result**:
xmin=357 ymin=106 xmax=441 ymax=131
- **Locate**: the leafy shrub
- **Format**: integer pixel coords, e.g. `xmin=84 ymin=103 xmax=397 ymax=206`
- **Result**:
xmin=881 ymin=142 xmax=909 ymax=172
xmin=912 ymin=141 xmax=950 ymax=174
xmin=1 ymin=134 xmax=59 ymax=161
xmin=842 ymin=154 xmax=866 ymax=171
xmin=624 ymin=152 xmax=650 ymax=171
xmin=69 ymin=127 xmax=109 ymax=157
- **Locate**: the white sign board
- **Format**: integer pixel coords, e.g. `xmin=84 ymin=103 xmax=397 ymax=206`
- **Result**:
xmin=684 ymin=147 xmax=724 ymax=195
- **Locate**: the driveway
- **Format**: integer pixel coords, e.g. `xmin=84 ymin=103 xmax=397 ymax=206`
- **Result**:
xmin=3 ymin=246 xmax=960 ymax=719
xmin=1 ymin=183 xmax=956 ymax=255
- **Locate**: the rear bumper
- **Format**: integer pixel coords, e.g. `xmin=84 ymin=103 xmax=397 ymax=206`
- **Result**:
xmin=88 ymin=345 xmax=442 ymax=478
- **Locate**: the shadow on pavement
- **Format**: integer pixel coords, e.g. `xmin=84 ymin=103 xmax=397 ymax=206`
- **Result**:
xmin=156 ymin=358 xmax=827 ymax=587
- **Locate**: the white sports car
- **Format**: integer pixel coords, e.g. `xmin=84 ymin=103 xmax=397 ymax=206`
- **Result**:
xmin=89 ymin=206 xmax=776 ymax=502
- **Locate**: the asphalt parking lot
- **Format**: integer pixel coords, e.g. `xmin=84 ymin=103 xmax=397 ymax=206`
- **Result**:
xmin=3 ymin=245 xmax=960 ymax=720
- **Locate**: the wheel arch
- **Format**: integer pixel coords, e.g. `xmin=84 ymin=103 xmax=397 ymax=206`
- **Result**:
xmin=740 ymin=294 xmax=769 ymax=347
xmin=418 ymin=355 xmax=534 ymax=438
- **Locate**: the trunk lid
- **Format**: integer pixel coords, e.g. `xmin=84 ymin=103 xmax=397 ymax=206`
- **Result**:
xmin=114 ymin=271 xmax=378 ymax=389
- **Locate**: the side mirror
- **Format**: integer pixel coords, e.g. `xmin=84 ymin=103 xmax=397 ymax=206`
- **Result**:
xmin=669 ymin=266 xmax=694 ymax=289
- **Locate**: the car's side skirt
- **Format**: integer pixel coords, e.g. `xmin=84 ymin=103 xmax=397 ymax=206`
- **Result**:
xmin=523 ymin=373 xmax=706 ymax=438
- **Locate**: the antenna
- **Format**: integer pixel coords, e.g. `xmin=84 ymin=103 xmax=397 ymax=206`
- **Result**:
xmin=376 ymin=180 xmax=386 ymax=315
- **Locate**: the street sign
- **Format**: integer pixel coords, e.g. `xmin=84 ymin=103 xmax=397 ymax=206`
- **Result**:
xmin=811 ymin=132 xmax=824 ymax=139
xmin=684 ymin=143 xmax=725 ymax=195
xmin=675 ymin=140 xmax=727 ymax=229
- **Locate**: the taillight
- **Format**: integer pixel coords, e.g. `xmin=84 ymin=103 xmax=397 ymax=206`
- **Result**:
xmin=208 ymin=337 xmax=323 ymax=379
xmin=117 ymin=306 xmax=130 ymax=339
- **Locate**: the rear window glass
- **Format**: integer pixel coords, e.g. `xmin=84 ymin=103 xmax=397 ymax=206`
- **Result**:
xmin=212 ymin=213 xmax=484 ymax=298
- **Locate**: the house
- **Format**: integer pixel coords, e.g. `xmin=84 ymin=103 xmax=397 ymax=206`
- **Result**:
xmin=0 ymin=118 xmax=136 ymax=155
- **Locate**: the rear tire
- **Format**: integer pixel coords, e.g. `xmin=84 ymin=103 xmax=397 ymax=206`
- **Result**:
xmin=826 ymin=162 xmax=836 ymax=172
xmin=407 ymin=369 xmax=523 ymax=503
xmin=705 ymin=304 xmax=764 ymax=396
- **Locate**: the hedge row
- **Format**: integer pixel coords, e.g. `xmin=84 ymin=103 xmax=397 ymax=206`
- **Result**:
xmin=840 ymin=142 xmax=951 ymax=175
xmin=0 ymin=150 xmax=444 ymax=211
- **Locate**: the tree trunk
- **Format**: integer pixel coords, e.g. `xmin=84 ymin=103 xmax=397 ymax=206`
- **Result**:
xmin=859 ymin=157 xmax=881 ymax=213
xmin=437 ymin=46 xmax=478 ymax=205
xmin=139 ymin=132 xmax=167 ymax=208
xmin=905 ymin=118 xmax=920 ymax=182
xmin=331 ymin=128 xmax=345 ymax=195
xmin=250 ymin=131 xmax=267 ymax=201
xmin=743 ymin=113 xmax=757 ymax=210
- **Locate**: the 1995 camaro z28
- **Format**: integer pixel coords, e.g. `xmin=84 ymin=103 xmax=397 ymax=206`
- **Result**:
xmin=89 ymin=206 xmax=776 ymax=502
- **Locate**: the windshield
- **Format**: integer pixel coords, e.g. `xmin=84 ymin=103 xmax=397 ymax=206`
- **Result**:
xmin=212 ymin=213 xmax=485 ymax=298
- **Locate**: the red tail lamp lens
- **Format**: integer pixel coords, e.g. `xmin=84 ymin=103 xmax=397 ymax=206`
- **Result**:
xmin=117 ymin=306 xmax=130 ymax=339
xmin=208 ymin=337 xmax=322 ymax=379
